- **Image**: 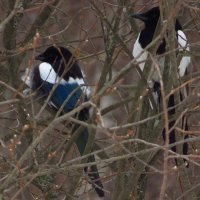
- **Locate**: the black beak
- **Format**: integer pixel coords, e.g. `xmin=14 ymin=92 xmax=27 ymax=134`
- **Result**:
xmin=35 ymin=54 xmax=45 ymax=61
xmin=131 ymin=13 xmax=147 ymax=21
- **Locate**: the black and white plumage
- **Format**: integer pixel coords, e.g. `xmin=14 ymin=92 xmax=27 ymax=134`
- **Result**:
xmin=132 ymin=7 xmax=190 ymax=87
xmin=132 ymin=7 xmax=190 ymax=166
xmin=22 ymin=46 xmax=104 ymax=197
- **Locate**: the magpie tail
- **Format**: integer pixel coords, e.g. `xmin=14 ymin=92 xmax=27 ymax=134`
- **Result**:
xmin=182 ymin=116 xmax=189 ymax=167
xmin=75 ymin=110 xmax=105 ymax=197
xmin=84 ymin=156 xmax=105 ymax=197
xmin=162 ymin=94 xmax=178 ymax=166
xmin=180 ymin=91 xmax=189 ymax=167
xmin=162 ymin=93 xmax=189 ymax=167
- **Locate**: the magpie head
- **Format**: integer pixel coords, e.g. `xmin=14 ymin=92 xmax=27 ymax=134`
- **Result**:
xmin=131 ymin=7 xmax=160 ymax=27
xmin=35 ymin=46 xmax=73 ymax=65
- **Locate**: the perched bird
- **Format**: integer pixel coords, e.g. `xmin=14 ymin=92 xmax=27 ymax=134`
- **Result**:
xmin=132 ymin=7 xmax=190 ymax=166
xmin=22 ymin=46 xmax=104 ymax=197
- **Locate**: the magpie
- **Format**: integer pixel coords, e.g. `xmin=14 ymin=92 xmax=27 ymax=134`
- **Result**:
xmin=132 ymin=7 xmax=190 ymax=166
xmin=22 ymin=46 xmax=105 ymax=197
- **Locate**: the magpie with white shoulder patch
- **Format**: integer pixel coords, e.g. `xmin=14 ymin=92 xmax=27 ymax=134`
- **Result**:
xmin=22 ymin=46 xmax=105 ymax=197
xmin=132 ymin=7 xmax=190 ymax=167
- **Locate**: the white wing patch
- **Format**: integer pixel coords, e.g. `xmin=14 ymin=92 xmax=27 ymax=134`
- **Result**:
xmin=132 ymin=34 xmax=148 ymax=72
xmin=39 ymin=62 xmax=90 ymax=96
xmin=39 ymin=62 xmax=69 ymax=85
xmin=178 ymin=30 xmax=189 ymax=51
xmin=68 ymin=77 xmax=90 ymax=96
xmin=39 ymin=62 xmax=60 ymax=84
xmin=68 ymin=77 xmax=84 ymax=85
xmin=177 ymin=30 xmax=191 ymax=77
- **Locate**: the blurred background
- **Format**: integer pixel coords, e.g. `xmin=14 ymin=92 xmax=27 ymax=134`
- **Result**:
xmin=0 ymin=0 xmax=200 ymax=199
